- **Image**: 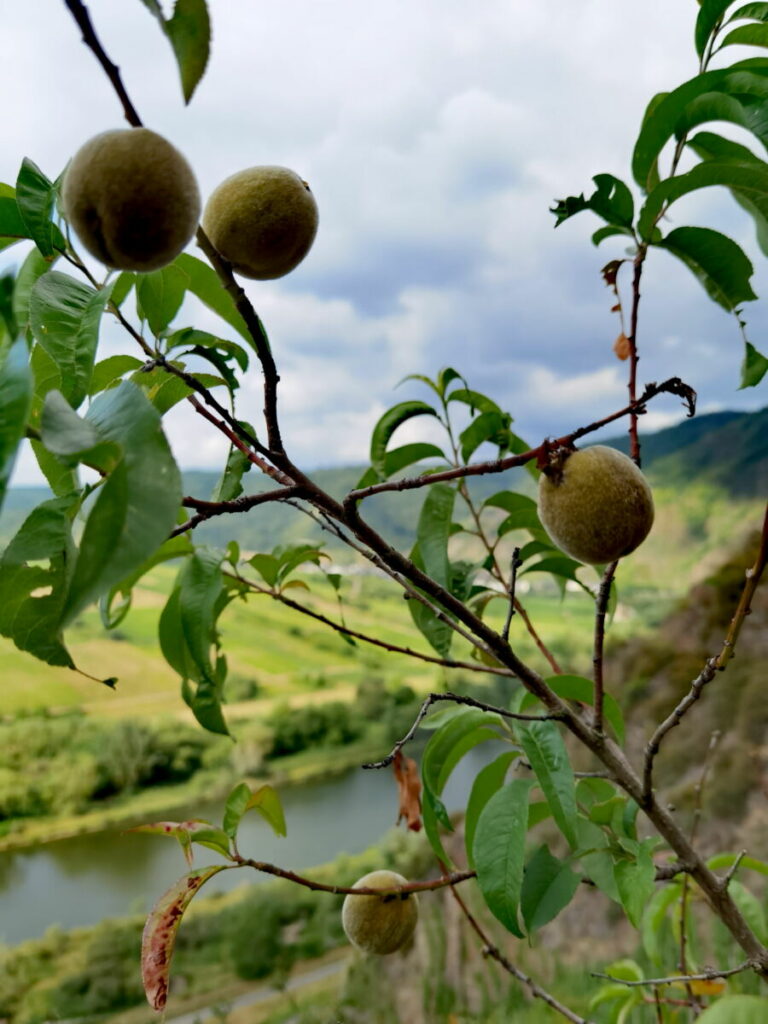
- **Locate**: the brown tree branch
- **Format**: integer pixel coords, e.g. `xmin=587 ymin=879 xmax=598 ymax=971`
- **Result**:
xmin=362 ymin=691 xmax=561 ymax=770
xmin=716 ymin=502 xmax=768 ymax=669
xmin=592 ymin=961 xmax=754 ymax=988
xmin=172 ymin=485 xmax=305 ymax=536
xmin=344 ymin=376 xmax=695 ymax=505
xmin=240 ymin=580 xmax=520 ymax=679
xmin=234 ymin=857 xmax=475 ymax=896
xmin=592 ymin=561 xmax=617 ymax=734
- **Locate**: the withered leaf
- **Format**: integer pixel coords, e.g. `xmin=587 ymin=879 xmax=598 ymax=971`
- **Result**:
xmin=613 ymin=333 xmax=631 ymax=361
xmin=393 ymin=749 xmax=422 ymax=832
xmin=142 ymin=865 xmax=230 ymax=1010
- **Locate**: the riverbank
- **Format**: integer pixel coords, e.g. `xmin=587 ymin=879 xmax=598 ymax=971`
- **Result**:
xmin=0 ymin=736 xmax=393 ymax=854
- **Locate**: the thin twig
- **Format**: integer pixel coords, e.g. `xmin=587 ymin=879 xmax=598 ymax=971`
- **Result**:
xmin=63 ymin=0 xmax=142 ymax=126
xmin=344 ymin=377 xmax=695 ymax=505
xmin=172 ymin=485 xmax=304 ymax=537
xmin=591 ymin=961 xmax=754 ymax=988
xmin=642 ymin=658 xmax=720 ymax=804
xmin=234 ymin=857 xmax=475 ymax=896
xmin=501 ymin=548 xmax=522 ymax=644
xmin=626 ymin=252 xmax=645 ymax=464
xmin=363 ymin=691 xmax=562 ymax=770
xmin=447 ymin=882 xmax=592 ymax=1023
xmin=722 ymin=850 xmax=748 ymax=891
xmin=231 ymin=574 xmax=520 ymax=679
xmin=592 ymin=561 xmax=617 ymax=734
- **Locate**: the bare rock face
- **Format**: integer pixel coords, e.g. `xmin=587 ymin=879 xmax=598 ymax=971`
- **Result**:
xmin=62 ymin=127 xmax=200 ymax=271
xmin=538 ymin=445 xmax=654 ymax=565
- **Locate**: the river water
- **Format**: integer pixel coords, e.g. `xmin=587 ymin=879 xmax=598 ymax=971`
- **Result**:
xmin=0 ymin=745 xmax=502 ymax=946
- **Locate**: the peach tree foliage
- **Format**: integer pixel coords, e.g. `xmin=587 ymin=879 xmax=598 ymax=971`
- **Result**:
xmin=0 ymin=0 xmax=767 ymax=1021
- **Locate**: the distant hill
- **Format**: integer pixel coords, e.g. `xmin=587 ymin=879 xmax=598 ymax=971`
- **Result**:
xmin=604 ymin=406 xmax=768 ymax=497
xmin=3 ymin=406 xmax=766 ymax=554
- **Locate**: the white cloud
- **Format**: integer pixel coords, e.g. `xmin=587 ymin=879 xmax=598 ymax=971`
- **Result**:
xmin=3 ymin=0 xmax=767 ymax=490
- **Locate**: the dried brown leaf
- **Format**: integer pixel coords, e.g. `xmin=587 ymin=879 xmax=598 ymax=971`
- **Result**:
xmin=393 ymin=749 xmax=422 ymax=832
xmin=142 ymin=865 xmax=229 ymax=1010
xmin=613 ymin=333 xmax=631 ymax=361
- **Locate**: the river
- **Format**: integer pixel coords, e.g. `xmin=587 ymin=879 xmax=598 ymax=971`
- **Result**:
xmin=0 ymin=744 xmax=502 ymax=946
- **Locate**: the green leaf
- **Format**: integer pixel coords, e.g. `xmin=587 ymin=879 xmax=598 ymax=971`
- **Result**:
xmin=729 ymin=2 xmax=768 ymax=21
xmin=551 ymin=174 xmax=635 ymax=228
xmin=109 ymin=271 xmax=135 ymax=308
xmin=62 ymin=381 xmax=182 ymax=624
xmin=176 ymin=546 xmax=229 ymax=734
xmin=211 ymin=434 xmax=253 ymax=502
xmin=90 ymin=354 xmax=144 ymax=396
xmin=575 ymin=818 xmax=620 ymax=902
xmin=729 ymin=879 xmax=767 ymax=941
xmin=29 ymin=272 xmax=113 ymax=409
xmin=592 ymin=225 xmax=635 ymax=246
xmin=658 ymin=226 xmax=756 ymax=310
xmin=521 ymin=555 xmax=584 ymax=585
xmin=141 ymin=864 xmax=229 ymax=1011
xmin=369 ymin=400 xmax=439 ymax=480
xmin=15 ymin=158 xmax=58 ymax=258
xmin=355 ymin=442 xmax=446 ymax=488
xmin=167 ymin=327 xmax=249 ymax=372
xmin=222 ymin=782 xmax=287 ymax=840
xmin=473 ymin=779 xmax=533 ymax=938
xmin=707 ymin=852 xmax=768 ymax=876
xmin=521 ymin=674 xmax=625 ymax=744
xmin=421 ymin=708 xmax=504 ymax=866
xmin=641 ymin=882 xmax=683 ymax=965
xmin=446 ymin=388 xmax=502 ymax=414
xmin=639 ymin=159 xmax=768 ymax=240
xmin=721 ymin=21 xmax=768 ymax=48
xmin=174 ymin=253 xmax=251 ymax=342
xmin=696 ymin=0 xmax=739 ymax=57
xmin=464 ymin=751 xmax=519 ymax=869
xmin=0 ymin=495 xmax=77 ymax=667
xmin=613 ymin=839 xmax=656 ymax=928
xmin=136 ymin=263 xmax=189 ymax=336
xmin=13 ymin=249 xmax=57 ymax=334
xmin=417 ymin=483 xmax=456 ymax=589
xmin=632 ymin=60 xmax=768 ymax=189
xmin=459 ymin=411 xmax=507 ymax=462
xmin=741 ymin=340 xmax=768 ymax=386
xmin=0 ymin=192 xmax=29 ymax=240
xmin=520 ymin=844 xmax=580 ymax=933
xmin=189 ymin=826 xmax=232 ymax=858
xmin=165 ymin=0 xmax=211 ymax=104
xmin=696 ymin=996 xmax=768 ymax=1022
xmin=30 ymin=439 xmax=78 ymax=498
xmin=100 ymin=534 xmax=193 ymax=630
xmin=40 ymin=390 xmax=121 ymax=473
xmin=514 ymin=718 xmax=577 ymax=848
xmin=0 ymin=338 xmax=33 ymax=512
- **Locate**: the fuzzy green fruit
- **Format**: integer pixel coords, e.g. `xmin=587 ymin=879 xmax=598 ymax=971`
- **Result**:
xmin=341 ymin=870 xmax=418 ymax=955
xmin=62 ymin=127 xmax=201 ymax=271
xmin=537 ymin=445 xmax=654 ymax=565
xmin=202 ymin=165 xmax=318 ymax=280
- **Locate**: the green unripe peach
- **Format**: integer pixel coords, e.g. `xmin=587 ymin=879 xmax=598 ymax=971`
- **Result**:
xmin=202 ymin=165 xmax=318 ymax=280
xmin=341 ymin=870 xmax=418 ymax=955
xmin=537 ymin=444 xmax=654 ymax=565
xmin=61 ymin=127 xmax=201 ymax=271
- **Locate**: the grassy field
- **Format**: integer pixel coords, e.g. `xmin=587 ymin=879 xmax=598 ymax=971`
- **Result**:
xmin=0 ymin=565 xmax=617 ymax=720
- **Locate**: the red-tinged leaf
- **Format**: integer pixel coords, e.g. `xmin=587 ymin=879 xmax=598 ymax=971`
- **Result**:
xmin=128 ymin=819 xmax=217 ymax=865
xmin=142 ymin=865 xmax=229 ymax=1010
xmin=393 ymin=749 xmax=422 ymax=832
xmin=613 ymin=333 xmax=631 ymax=361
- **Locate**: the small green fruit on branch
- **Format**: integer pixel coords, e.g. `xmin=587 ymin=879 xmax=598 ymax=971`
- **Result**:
xmin=342 ymin=870 xmax=419 ymax=955
xmin=62 ymin=127 xmax=201 ymax=271
xmin=202 ymin=165 xmax=319 ymax=280
xmin=537 ymin=445 xmax=654 ymax=565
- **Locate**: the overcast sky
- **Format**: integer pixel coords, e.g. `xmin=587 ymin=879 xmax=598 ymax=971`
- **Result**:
xmin=4 ymin=0 xmax=767 ymax=483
